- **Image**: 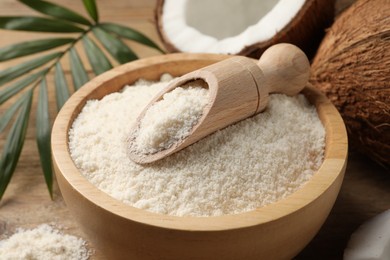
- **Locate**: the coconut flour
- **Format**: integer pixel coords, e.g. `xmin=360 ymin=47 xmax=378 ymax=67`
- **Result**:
xmin=134 ymin=84 xmax=209 ymax=154
xmin=69 ymin=74 xmax=325 ymax=217
xmin=0 ymin=224 xmax=90 ymax=260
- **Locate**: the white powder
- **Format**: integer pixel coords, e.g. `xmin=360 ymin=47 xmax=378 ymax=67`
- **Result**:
xmin=0 ymin=224 xmax=90 ymax=260
xmin=68 ymin=75 xmax=325 ymax=217
xmin=134 ymin=85 xmax=209 ymax=154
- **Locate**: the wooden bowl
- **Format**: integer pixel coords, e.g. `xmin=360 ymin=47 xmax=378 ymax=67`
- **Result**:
xmin=51 ymin=53 xmax=348 ymax=260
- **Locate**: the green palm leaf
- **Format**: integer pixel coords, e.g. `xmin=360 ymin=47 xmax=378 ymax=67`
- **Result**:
xmin=0 ymin=70 xmax=46 ymax=105
xmin=0 ymin=0 xmax=164 ymax=200
xmin=93 ymin=27 xmax=137 ymax=64
xmin=0 ymin=52 xmax=61 ymax=86
xmin=0 ymin=89 xmax=33 ymax=200
xmin=0 ymin=38 xmax=73 ymax=62
xmin=0 ymin=96 xmax=25 ymax=133
xmin=54 ymin=62 xmax=70 ymax=111
xmin=82 ymin=36 xmax=112 ymax=75
xmin=69 ymin=48 xmax=89 ymax=90
xmin=19 ymin=0 xmax=92 ymax=26
xmin=82 ymin=0 xmax=99 ymax=23
xmin=100 ymin=22 xmax=164 ymax=53
xmin=36 ymin=78 xmax=53 ymax=198
xmin=0 ymin=16 xmax=84 ymax=33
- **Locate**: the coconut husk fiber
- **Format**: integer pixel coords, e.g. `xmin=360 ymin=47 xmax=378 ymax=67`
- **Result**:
xmin=311 ymin=0 xmax=390 ymax=167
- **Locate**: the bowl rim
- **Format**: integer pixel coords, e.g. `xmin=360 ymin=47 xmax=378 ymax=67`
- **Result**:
xmin=51 ymin=53 xmax=348 ymax=231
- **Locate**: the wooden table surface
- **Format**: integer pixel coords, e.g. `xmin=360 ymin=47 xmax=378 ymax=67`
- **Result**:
xmin=0 ymin=0 xmax=389 ymax=259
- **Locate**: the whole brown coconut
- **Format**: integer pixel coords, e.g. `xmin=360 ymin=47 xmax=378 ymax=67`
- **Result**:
xmin=155 ymin=0 xmax=335 ymax=59
xmin=311 ymin=0 xmax=390 ymax=167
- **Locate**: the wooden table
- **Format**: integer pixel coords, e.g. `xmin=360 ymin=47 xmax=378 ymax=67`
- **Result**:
xmin=0 ymin=1 xmax=389 ymax=259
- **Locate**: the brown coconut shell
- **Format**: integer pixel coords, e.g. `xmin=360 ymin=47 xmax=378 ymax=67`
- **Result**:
xmin=311 ymin=0 xmax=390 ymax=167
xmin=155 ymin=0 xmax=335 ymax=59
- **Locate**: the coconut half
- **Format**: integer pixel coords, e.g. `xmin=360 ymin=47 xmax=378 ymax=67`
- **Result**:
xmin=155 ymin=0 xmax=335 ymax=58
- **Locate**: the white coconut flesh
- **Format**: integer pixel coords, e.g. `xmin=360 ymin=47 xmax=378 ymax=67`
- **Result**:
xmin=344 ymin=209 xmax=390 ymax=260
xmin=161 ymin=0 xmax=306 ymax=54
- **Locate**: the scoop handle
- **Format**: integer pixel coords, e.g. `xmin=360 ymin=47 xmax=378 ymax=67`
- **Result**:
xmin=258 ymin=43 xmax=310 ymax=96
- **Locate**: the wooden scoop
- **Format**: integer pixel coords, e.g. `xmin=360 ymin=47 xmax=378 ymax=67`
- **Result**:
xmin=128 ymin=43 xmax=310 ymax=164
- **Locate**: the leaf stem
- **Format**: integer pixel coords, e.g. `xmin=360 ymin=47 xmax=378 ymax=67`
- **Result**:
xmin=24 ymin=25 xmax=96 ymax=92
xmin=48 ymin=26 xmax=94 ymax=73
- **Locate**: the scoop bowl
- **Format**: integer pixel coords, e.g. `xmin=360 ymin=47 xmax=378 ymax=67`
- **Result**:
xmin=51 ymin=53 xmax=348 ymax=260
